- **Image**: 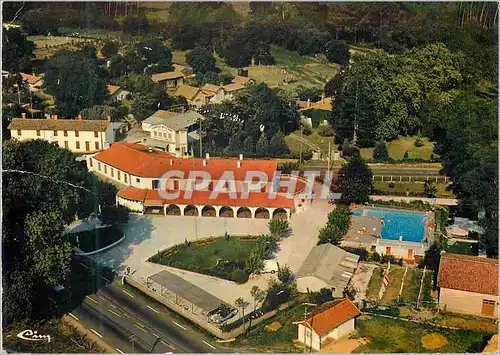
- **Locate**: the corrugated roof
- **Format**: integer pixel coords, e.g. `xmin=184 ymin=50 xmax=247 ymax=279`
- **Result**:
xmin=438 ymin=253 xmax=498 ymax=295
xmin=118 ymin=187 xmax=294 ymax=209
xmin=94 ymin=142 xmax=279 ymax=180
xmin=304 ymin=298 xmax=361 ymax=335
xmin=144 ymin=111 xmax=202 ymax=131
xmin=297 ymin=244 xmax=360 ymax=290
xmin=8 ymin=118 xmax=110 ymax=132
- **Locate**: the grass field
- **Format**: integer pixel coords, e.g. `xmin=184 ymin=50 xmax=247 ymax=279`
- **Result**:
xmin=360 ymin=136 xmax=437 ymax=161
xmin=285 ymin=128 xmax=336 ymax=155
xmin=354 ymin=315 xmax=492 ymax=353
xmin=367 ymin=265 xmax=424 ymax=305
xmin=28 ymin=35 xmax=89 ymax=60
xmin=372 ymin=182 xmax=455 ymax=198
xmin=444 ymin=239 xmax=479 ymax=256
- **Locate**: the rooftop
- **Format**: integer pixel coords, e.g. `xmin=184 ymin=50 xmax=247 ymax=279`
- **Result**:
xmin=438 ymin=253 xmax=498 ymax=295
xmin=296 ymin=244 xmax=360 ymax=290
xmin=21 ymin=73 xmax=43 ymax=85
xmin=174 ymin=84 xmax=201 ymax=100
xmin=201 ymin=84 xmax=223 ymax=93
xmin=143 ymin=110 xmax=203 ymax=131
xmin=8 ymin=117 xmax=110 ymax=132
xmin=232 ymin=76 xmax=251 ymax=86
xmin=151 ymin=71 xmax=185 ymax=82
xmin=222 ymin=82 xmax=245 ymax=92
xmin=304 ymin=298 xmax=361 ymax=335
xmin=117 ymin=187 xmax=295 ymax=209
xmin=93 ymin=142 xmax=279 ymax=180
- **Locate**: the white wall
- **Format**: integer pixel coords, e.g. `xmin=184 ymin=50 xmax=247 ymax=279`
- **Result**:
xmin=325 ymin=318 xmax=355 ymax=341
xmin=117 ymin=196 xmax=143 ymax=212
xmin=439 ymin=288 xmax=499 ymax=317
xmin=13 ymin=128 xmax=108 ymax=152
xmin=375 ymin=240 xmax=426 ymax=260
xmin=297 ymin=276 xmax=330 ymax=294
xmin=297 ymin=324 xmax=321 ymax=352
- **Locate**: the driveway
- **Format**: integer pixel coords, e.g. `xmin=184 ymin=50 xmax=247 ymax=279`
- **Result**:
xmin=348 ymin=262 xmax=379 ymax=305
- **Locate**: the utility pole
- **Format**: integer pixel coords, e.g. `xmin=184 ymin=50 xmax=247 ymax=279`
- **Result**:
xmin=199 ymin=117 xmax=202 ymax=158
xmin=299 ymin=123 xmax=303 ymax=165
xmin=353 ymin=81 xmax=358 ymax=146
xmin=129 ymin=334 xmax=135 ymax=353
xmin=301 ymin=303 xmax=317 ymax=353
xmin=327 ymin=141 xmax=331 ymax=176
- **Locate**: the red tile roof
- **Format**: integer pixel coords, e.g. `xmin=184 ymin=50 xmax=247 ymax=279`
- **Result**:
xmin=438 ymin=253 xmax=498 ymax=295
xmin=93 ymin=142 xmax=278 ymax=180
xmin=117 ymin=187 xmax=294 ymax=209
xmin=304 ymin=298 xmax=361 ymax=335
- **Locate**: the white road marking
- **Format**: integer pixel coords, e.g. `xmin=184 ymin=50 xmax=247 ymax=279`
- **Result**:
xmin=134 ymin=323 xmax=147 ymax=332
xmin=153 ymin=333 xmax=159 ymax=338
xmin=123 ymin=313 xmax=131 ymax=319
xmin=161 ymin=340 xmax=176 ymax=350
xmin=122 ymin=289 xmax=134 ymax=298
xmin=90 ymin=329 xmax=103 ymax=338
xmin=86 ymin=296 xmax=98 ymax=304
xmin=110 ymin=303 xmax=117 ymax=309
xmin=147 ymin=305 xmax=160 ymax=313
xmin=116 ymin=348 xmax=124 ymax=354
xmin=109 ymin=309 xmax=122 ymax=318
xmin=173 ymin=321 xmax=186 ymax=330
xmin=68 ymin=313 xmax=79 ymax=321
xmin=203 ymin=340 xmax=216 ymax=350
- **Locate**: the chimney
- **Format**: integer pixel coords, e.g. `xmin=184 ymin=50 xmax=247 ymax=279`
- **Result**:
xmin=237 ymin=160 xmax=242 ymax=168
xmin=203 ymin=159 xmax=207 ymax=167
xmin=170 ymin=159 xmax=173 ymax=166
xmin=205 ymin=153 xmax=210 ymax=160
xmin=106 ymin=115 xmax=111 ymax=122
xmin=307 ymin=98 xmax=311 ymax=108
xmin=53 ymin=114 xmax=58 ymax=120
xmin=239 ymin=154 xmax=243 ymax=161
xmin=148 ymin=147 xmax=153 ymax=153
xmin=78 ymin=114 xmax=82 ymax=120
xmin=321 ymin=93 xmax=325 ymax=104
xmin=219 ymin=82 xmax=224 ymax=87
xmin=21 ymin=112 xmax=26 ymax=119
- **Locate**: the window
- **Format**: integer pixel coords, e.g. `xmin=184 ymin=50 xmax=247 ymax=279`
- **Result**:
xmin=89 ymin=158 xmax=93 ymax=167
xmin=36 ymin=130 xmax=41 ymax=136
xmin=168 ymin=133 xmax=172 ymax=139
xmin=76 ymin=141 xmax=80 ymax=149
xmin=153 ymin=131 xmax=157 ymax=136
xmin=85 ymin=141 xmax=90 ymax=152
xmin=386 ymin=247 xmax=392 ymax=255
xmin=173 ymin=180 xmax=179 ymax=190
xmin=64 ymin=141 xmax=69 ymax=149
xmin=305 ymin=328 xmax=312 ymax=338
xmin=17 ymin=130 xmax=21 ymax=136
xmin=152 ymin=180 xmax=159 ymax=189
xmin=75 ymin=131 xmax=79 ymax=137
xmin=104 ymin=165 xmax=107 ymax=174
xmin=95 ymin=142 xmax=99 ymax=150
xmin=124 ymin=174 xmax=128 ymax=183
xmin=98 ymin=162 xmax=101 ymax=171
xmin=117 ymin=171 xmax=121 ymax=180
xmin=110 ymin=168 xmax=114 ymax=177
xmin=136 ymin=178 xmax=140 ymax=183
xmin=94 ymin=131 xmax=98 ymax=138
xmin=64 ymin=130 xmax=68 ymax=137
xmin=53 ymin=130 xmax=58 ymax=136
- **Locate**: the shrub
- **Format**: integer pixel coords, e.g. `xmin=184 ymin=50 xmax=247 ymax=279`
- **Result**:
xmin=309 ymin=287 xmax=333 ymax=305
xmin=277 ymin=264 xmax=294 ymax=284
xmin=388 ymin=182 xmax=395 ymax=188
xmin=398 ymin=258 xmax=404 ymax=266
xmin=342 ymin=247 xmax=369 ymax=261
xmin=317 ymin=124 xmax=334 ymax=137
xmin=230 ymin=268 xmax=248 ymax=284
xmin=373 ymin=141 xmax=390 ymax=162
xmin=278 ymin=161 xmax=300 ymax=174
xmin=372 ymin=252 xmax=381 ymax=262
xmin=403 ymin=150 xmax=410 ymax=159
xmin=302 ymin=124 xmax=313 ymax=136
xmin=268 ymin=219 xmax=290 ymax=237
xmin=414 ymin=137 xmax=423 ymax=147
xmin=381 ymin=254 xmax=396 ymax=264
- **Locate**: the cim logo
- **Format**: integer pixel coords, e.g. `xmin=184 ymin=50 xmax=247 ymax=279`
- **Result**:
xmin=16 ymin=330 xmax=51 ymax=343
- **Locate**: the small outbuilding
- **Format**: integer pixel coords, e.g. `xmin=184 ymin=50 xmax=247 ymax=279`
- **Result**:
xmin=297 ymin=298 xmax=361 ymax=351
xmin=296 ymin=243 xmax=360 ymax=297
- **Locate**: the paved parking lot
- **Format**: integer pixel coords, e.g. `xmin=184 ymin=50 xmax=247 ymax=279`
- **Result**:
xmin=92 ymin=183 xmax=333 ymax=314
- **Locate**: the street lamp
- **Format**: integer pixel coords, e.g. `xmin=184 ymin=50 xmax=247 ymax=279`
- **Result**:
xmin=300 ymin=302 xmax=317 ymax=353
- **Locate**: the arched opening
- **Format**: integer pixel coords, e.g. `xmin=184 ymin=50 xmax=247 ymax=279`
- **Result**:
xmin=273 ymin=208 xmax=288 ymax=220
xmin=184 ymin=205 xmax=199 ymax=216
xmin=202 ymin=205 xmax=216 ymax=217
xmin=219 ymin=206 xmax=234 ymax=218
xmin=255 ymin=207 xmax=270 ymax=219
xmin=237 ymin=207 xmax=252 ymax=218
xmin=165 ymin=204 xmax=181 ymax=216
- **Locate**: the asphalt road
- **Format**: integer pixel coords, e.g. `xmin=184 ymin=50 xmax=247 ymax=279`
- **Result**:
xmin=303 ymin=165 xmax=443 ymax=176
xmin=70 ymin=281 xmax=229 ymax=353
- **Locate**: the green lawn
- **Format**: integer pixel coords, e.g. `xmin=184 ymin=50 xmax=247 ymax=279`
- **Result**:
xmin=360 ymin=136 xmax=437 ymax=161
xmin=366 ymin=267 xmax=384 ymax=301
xmin=444 ymin=239 xmax=479 ymax=256
xmin=149 ymin=235 xmax=258 ymax=282
xmin=354 ymin=315 xmax=492 ymax=353
xmin=233 ymin=299 xmax=312 ymax=353
xmin=172 ymin=50 xmax=189 ymax=66
xmin=285 ymin=128 xmax=336 ymax=156
xmin=399 ymin=268 xmax=423 ymax=305
xmin=380 ymin=266 xmax=406 ymax=305
xmin=65 ymin=226 xmax=124 ymax=253
xmin=372 ymin=182 xmax=455 ymax=198
xmin=270 ymin=45 xmax=316 ymax=66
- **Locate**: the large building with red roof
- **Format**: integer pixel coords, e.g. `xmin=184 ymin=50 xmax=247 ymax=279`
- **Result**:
xmin=86 ymin=142 xmax=306 ymax=219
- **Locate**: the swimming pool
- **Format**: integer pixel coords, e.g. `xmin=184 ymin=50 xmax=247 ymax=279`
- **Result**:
xmin=352 ymin=208 xmax=426 ymax=242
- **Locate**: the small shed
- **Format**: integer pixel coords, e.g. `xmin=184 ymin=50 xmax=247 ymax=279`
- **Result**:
xmin=297 ymin=298 xmax=361 ymax=351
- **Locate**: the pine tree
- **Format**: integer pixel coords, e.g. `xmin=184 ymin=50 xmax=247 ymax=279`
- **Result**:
xmin=243 ymin=136 xmax=255 ymax=154
xmin=256 ymin=134 xmax=270 ymax=155
xmin=269 ymin=131 xmax=290 ymax=157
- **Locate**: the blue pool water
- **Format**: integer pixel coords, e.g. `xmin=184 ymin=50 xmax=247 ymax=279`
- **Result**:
xmin=351 ymin=208 xmax=426 ymax=242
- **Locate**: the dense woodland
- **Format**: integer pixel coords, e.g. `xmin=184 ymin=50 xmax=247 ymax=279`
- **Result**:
xmin=1 ymin=2 xmax=498 ymax=327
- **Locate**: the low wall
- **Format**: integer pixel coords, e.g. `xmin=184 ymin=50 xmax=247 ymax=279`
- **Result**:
xmin=124 ymin=276 xmax=289 ymax=339
xmin=74 ymin=234 xmax=126 ymax=256
xmin=370 ymin=195 xmax=458 ymax=206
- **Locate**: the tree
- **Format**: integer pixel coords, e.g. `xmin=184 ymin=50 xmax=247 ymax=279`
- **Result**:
xmin=324 ymin=40 xmax=350 ymax=65
xmin=186 ymin=47 xmax=218 ymax=75
xmin=44 ymin=50 xmax=107 ymax=118
xmin=243 ymin=136 xmax=255 ymax=154
xmin=269 ymin=131 xmax=291 ymax=156
xmin=245 ymin=250 xmax=264 ymax=275
xmin=122 ymin=13 xmax=149 ymax=35
xmin=256 ymin=134 xmax=270 ymax=155
xmin=327 ymin=205 xmax=352 ymax=234
xmin=101 ymin=41 xmax=119 ymax=59
xmin=99 ymin=205 xmax=129 ymax=225
xmin=20 ymin=8 xmax=60 ymax=35
xmin=268 ymin=219 xmax=290 ymax=237
xmin=2 ymin=28 xmax=35 ymax=73
xmin=424 ymin=181 xmax=437 ymax=198
xmin=137 ymin=39 xmax=173 ymax=74
xmin=338 ymin=156 xmax=373 ymax=204
xmin=277 ymin=264 xmax=294 ymax=284
xmin=309 ymin=287 xmax=333 ymax=305
xmin=318 ymin=224 xmax=344 ymax=245
xmin=248 ymin=285 xmax=266 ymax=330
xmin=235 ymin=297 xmax=247 ymax=333
xmin=373 ymin=141 xmax=390 ymax=161
xmin=296 ymin=85 xmax=322 ymax=102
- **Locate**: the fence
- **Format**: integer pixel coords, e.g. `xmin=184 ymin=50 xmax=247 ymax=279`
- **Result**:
xmin=372 ymin=175 xmax=449 ymax=183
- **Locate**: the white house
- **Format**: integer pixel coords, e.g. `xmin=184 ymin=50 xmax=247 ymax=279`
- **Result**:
xmin=8 ymin=113 xmax=115 ymax=153
xmin=107 ymin=85 xmax=130 ymax=104
xmin=297 ymin=298 xmax=361 ymax=351
xmin=141 ymin=110 xmax=203 ymax=157
xmin=296 ymin=244 xmax=360 ymax=297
